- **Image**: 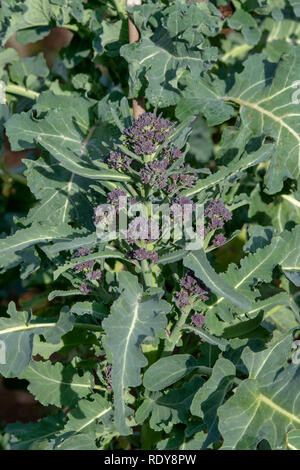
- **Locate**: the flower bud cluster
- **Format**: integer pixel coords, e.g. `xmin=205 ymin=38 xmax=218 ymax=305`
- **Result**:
xmin=204 ymin=199 xmax=232 ymax=247
xmin=174 ymin=270 xmax=210 ymax=308
xmin=106 ymin=112 xmax=197 ymax=194
xmin=72 ymin=248 xmax=102 ymax=295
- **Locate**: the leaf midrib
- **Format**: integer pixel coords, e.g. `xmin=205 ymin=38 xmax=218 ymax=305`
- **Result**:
xmin=25 ymin=365 xmax=91 ymax=389
xmin=226 ymin=96 xmax=300 ymax=143
xmin=207 ymin=237 xmax=282 ymax=311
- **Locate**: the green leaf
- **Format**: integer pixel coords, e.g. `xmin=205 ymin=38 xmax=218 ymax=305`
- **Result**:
xmin=222 ymin=310 xmax=264 ymax=339
xmin=45 ymin=232 xmax=98 ymax=257
xmin=9 ymin=53 xmax=49 ymax=85
xmin=121 ymin=1 xmax=220 ymax=107
xmin=260 ymin=191 xmax=300 ymax=233
xmin=99 ymin=19 xmax=128 ymax=56
xmin=146 ymin=376 xmax=204 ymax=433
xmin=5 ymin=103 xmax=131 ymax=182
xmin=1 ymin=0 xmax=83 ymax=44
xmin=70 ymin=301 xmax=107 ymax=318
xmin=48 ymin=290 xmax=85 ymax=301
xmin=0 ymin=47 xmax=19 ymax=69
xmin=156 ymin=425 xmax=206 ymax=450
xmin=55 ymin=433 xmax=98 ymax=450
xmin=218 ymin=334 xmax=300 ymax=449
xmin=205 ymin=227 xmax=300 ymax=332
xmin=1 ymin=0 xmax=52 ymax=44
xmin=157 ymin=249 xmax=188 ymax=265
xmin=179 ymin=143 xmax=275 ymax=198
xmin=178 ymin=48 xmax=300 ymax=193
xmin=21 ymin=361 xmax=92 ymax=407
xmin=280 ymin=227 xmax=300 ymax=285
xmin=53 ymin=249 xmax=130 ymax=280
xmin=228 ymin=10 xmax=261 ymax=45
xmin=54 ymin=395 xmax=112 ymax=449
xmin=65 ymin=395 xmax=111 ymax=434
xmin=0 ymin=302 xmax=75 ymax=377
xmin=286 ymin=429 xmax=300 ymax=450
xmin=103 ymin=271 xmax=170 ymax=435
xmin=264 ymin=305 xmax=299 ymax=334
xmin=24 ymin=154 xmax=92 ymax=227
xmin=143 ymin=354 xmax=198 ymax=392
xmin=191 ymin=357 xmax=235 ymax=448
xmin=289 ymin=0 xmax=300 ymax=16
xmin=183 ymin=249 xmax=252 ymax=310
xmin=0 ymin=223 xmax=78 ymax=260
xmin=6 ymin=413 xmax=65 ymax=450
xmin=183 ymin=324 xmax=229 ymax=351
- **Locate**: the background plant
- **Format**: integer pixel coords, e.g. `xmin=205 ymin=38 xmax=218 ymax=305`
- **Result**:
xmin=0 ymin=0 xmax=299 ymax=451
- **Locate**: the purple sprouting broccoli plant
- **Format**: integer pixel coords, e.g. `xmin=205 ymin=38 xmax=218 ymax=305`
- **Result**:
xmin=139 ymin=159 xmax=197 ymax=194
xmin=2 ymin=0 xmax=299 ymax=452
xmin=174 ymin=288 xmax=191 ymax=308
xmin=52 ymin=111 xmax=241 ymax=443
xmin=107 ymin=189 xmax=127 ymax=203
xmin=175 ymin=196 xmax=195 ymax=208
xmin=179 ymin=271 xmax=211 ymax=300
xmin=91 ymin=116 xmax=233 ymax=275
xmin=164 ymin=144 xmax=183 ymax=163
xmin=170 ymin=196 xmax=195 ymax=220
xmin=88 ymin=115 xmax=233 ymax=320
xmin=93 ymin=205 xmax=110 ymax=225
xmin=108 ymin=189 xmax=137 ymax=208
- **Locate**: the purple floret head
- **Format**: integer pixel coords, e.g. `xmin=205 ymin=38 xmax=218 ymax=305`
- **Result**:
xmin=205 ymin=200 xmax=232 ymax=230
xmin=106 ymin=151 xmax=132 ymax=171
xmin=72 ymin=248 xmax=94 ymax=273
xmin=191 ymin=313 xmax=206 ymax=328
xmin=212 ymin=233 xmax=227 ymax=247
xmin=79 ymin=283 xmax=91 ymax=295
xmin=133 ymin=248 xmax=159 ymax=263
xmin=122 ymin=112 xmax=172 ymax=155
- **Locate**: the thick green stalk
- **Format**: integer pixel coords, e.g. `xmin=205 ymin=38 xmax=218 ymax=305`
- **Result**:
xmin=163 ymin=306 xmax=191 ymax=354
xmin=5 ymin=84 xmax=40 ymax=100
xmin=141 ymin=259 xmax=156 ymax=288
xmin=93 ymin=384 xmax=107 ymax=391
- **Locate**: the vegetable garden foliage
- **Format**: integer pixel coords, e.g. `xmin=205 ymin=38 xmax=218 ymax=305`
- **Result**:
xmin=0 ymin=0 xmax=299 ymax=451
